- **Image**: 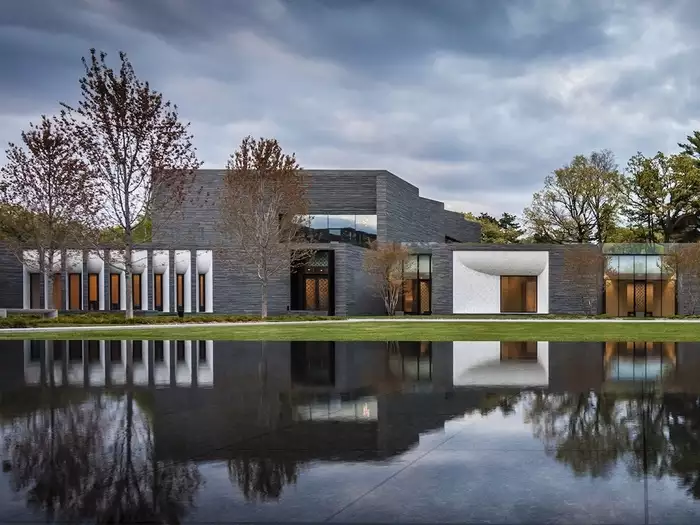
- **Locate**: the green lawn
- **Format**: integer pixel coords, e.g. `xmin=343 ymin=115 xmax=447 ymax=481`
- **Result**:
xmin=1 ymin=321 xmax=700 ymax=341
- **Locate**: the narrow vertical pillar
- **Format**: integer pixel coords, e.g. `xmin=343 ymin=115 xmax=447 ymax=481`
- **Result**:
xmin=191 ymin=251 xmax=197 ymax=313
xmin=170 ymin=250 xmax=177 ymax=314
xmin=147 ymin=249 xmax=154 ymax=312
xmin=82 ymin=250 xmax=89 ymax=311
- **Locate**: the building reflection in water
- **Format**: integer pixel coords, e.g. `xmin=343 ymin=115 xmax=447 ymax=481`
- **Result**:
xmin=6 ymin=338 xmax=700 ymax=514
xmin=452 ymin=341 xmax=549 ymax=387
xmin=603 ymin=341 xmax=676 ymax=382
xmin=23 ymin=340 xmax=214 ymax=388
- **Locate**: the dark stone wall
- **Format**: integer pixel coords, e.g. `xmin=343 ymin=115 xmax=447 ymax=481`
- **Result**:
xmin=0 ymin=244 xmax=24 ymax=308
xmin=443 ymin=209 xmax=481 ymax=243
xmin=305 ymin=170 xmax=378 ymax=214
xmin=335 ymin=244 xmax=386 ymax=316
xmin=152 ymin=169 xmax=477 ymax=314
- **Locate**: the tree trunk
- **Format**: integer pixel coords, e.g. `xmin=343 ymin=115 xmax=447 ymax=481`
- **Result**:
xmin=261 ymin=281 xmax=268 ymax=318
xmin=44 ymin=271 xmax=54 ymax=310
xmin=125 ymin=246 xmax=134 ymax=320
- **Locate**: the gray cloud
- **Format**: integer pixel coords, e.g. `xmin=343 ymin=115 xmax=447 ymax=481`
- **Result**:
xmin=1 ymin=0 xmax=699 ymax=218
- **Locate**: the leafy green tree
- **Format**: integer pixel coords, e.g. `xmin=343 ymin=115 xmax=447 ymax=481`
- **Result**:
xmin=464 ymin=212 xmax=523 ymax=244
xmin=523 ymin=150 xmax=623 ymax=244
xmin=623 ymin=152 xmax=700 ymax=242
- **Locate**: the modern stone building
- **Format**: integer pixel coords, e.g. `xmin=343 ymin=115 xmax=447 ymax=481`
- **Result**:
xmin=0 ymin=169 xmax=697 ymax=316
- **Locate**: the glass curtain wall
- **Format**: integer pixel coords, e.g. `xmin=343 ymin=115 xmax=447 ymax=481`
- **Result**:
xmin=402 ymin=254 xmax=432 ymax=314
xmin=296 ymin=214 xmax=377 ymax=247
xmin=604 ymin=253 xmax=676 ymax=317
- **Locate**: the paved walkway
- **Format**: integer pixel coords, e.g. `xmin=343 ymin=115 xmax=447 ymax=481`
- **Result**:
xmin=3 ymin=316 xmax=700 ymax=334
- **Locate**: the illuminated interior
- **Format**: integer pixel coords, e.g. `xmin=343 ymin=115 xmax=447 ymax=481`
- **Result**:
xmin=604 ymin=253 xmax=676 ymax=317
xmin=604 ymin=341 xmax=676 ymax=381
xmin=500 ymin=276 xmax=537 ymax=313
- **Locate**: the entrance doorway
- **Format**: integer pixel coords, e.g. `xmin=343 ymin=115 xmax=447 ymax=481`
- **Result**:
xmin=304 ymin=276 xmax=329 ymax=311
xmin=290 ymin=250 xmax=335 ymax=315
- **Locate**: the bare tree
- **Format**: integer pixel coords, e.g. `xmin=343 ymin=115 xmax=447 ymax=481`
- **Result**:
xmin=61 ymin=49 xmax=201 ymax=318
xmin=668 ymin=243 xmax=700 ymax=315
xmin=363 ymin=240 xmax=410 ymax=316
xmin=219 ymin=136 xmax=312 ymax=318
xmin=0 ymin=115 xmax=100 ymax=310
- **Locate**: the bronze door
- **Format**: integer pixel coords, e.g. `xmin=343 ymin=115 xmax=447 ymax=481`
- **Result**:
xmin=304 ymin=276 xmax=329 ymax=311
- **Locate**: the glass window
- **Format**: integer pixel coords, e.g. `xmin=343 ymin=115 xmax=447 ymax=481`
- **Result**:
xmin=68 ymin=274 xmax=81 ymax=310
xmin=154 ymin=274 xmax=163 ymax=311
xmin=132 ymin=274 xmax=142 ymax=310
xmin=296 ymin=214 xmax=377 ymax=246
xmin=418 ymin=254 xmax=432 ymax=279
xmin=110 ymin=273 xmax=120 ymax=310
xmin=356 ymin=215 xmax=377 ymax=235
xmin=328 ymin=215 xmax=356 ymax=230
xmin=88 ymin=273 xmax=99 ymax=310
xmin=198 ymin=274 xmax=206 ymax=312
xmin=633 ymin=255 xmax=647 ymax=279
xmin=309 ymin=215 xmax=328 ymax=229
xmin=617 ymin=256 xmax=634 ymax=277
xmin=176 ymin=274 xmax=185 ymax=309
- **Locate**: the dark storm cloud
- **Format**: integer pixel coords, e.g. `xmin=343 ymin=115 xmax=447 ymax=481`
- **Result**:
xmin=1 ymin=0 xmax=699 ymax=217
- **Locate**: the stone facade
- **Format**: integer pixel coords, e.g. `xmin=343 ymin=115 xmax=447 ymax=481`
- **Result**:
xmin=151 ymin=169 xmax=481 ymax=315
xmin=5 ymin=166 xmax=698 ymax=317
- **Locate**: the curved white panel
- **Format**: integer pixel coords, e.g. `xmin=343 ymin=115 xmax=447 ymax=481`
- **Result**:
xmin=153 ymin=250 xmax=169 ymax=274
xmin=453 ymin=341 xmax=549 ymax=386
xmin=453 ymin=251 xmax=550 ymax=314
xmin=86 ymin=252 xmax=104 ymax=273
xmin=66 ymin=250 xmax=82 ymax=273
xmin=455 ymin=251 xmax=547 ymax=276
xmin=132 ymin=250 xmax=148 ymax=274
xmin=196 ymin=250 xmax=212 ymax=274
xmin=174 ymin=250 xmax=190 ymax=274
xmin=109 ymin=251 xmax=126 ymax=271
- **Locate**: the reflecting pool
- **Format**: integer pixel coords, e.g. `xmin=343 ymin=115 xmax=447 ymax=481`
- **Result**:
xmin=1 ymin=339 xmax=700 ymax=523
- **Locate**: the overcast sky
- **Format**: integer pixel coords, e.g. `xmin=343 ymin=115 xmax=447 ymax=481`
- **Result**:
xmin=1 ymin=0 xmax=699 ymax=217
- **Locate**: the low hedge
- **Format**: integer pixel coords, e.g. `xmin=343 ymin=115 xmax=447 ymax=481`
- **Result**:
xmin=0 ymin=312 xmax=340 ymax=329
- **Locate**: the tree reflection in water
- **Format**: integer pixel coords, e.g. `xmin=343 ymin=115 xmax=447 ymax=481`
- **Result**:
xmin=228 ymin=457 xmax=301 ymax=502
xmin=477 ymin=391 xmax=700 ymax=500
xmin=2 ymin=390 xmax=202 ymax=524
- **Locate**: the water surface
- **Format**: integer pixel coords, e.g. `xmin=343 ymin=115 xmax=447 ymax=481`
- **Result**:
xmin=0 ymin=339 xmax=699 ymax=523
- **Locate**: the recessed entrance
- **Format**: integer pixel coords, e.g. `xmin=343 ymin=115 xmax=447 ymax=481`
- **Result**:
xmin=290 ymin=251 xmax=335 ymax=315
xmin=604 ymin=254 xmax=676 ymax=317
